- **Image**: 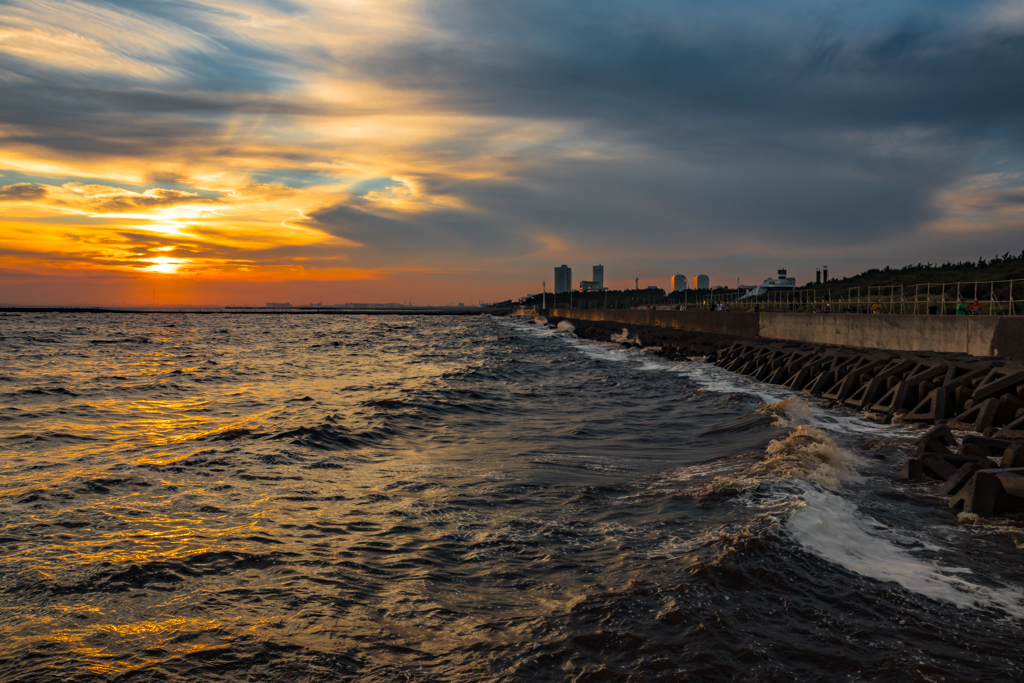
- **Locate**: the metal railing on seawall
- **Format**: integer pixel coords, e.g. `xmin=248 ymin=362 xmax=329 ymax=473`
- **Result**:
xmin=626 ymin=279 xmax=1024 ymax=315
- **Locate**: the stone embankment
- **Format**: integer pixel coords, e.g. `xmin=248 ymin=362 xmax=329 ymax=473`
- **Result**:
xmin=551 ymin=314 xmax=1024 ymax=518
xmin=710 ymin=341 xmax=1024 ymax=518
xmin=557 ymin=317 xmax=740 ymax=357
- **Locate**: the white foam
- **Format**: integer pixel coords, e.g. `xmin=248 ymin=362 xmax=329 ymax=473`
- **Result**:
xmin=506 ymin=316 xmax=909 ymax=439
xmin=676 ymin=361 xmax=790 ymax=403
xmin=680 ymin=361 xmax=913 ymax=439
xmin=789 ymin=488 xmax=1024 ymax=618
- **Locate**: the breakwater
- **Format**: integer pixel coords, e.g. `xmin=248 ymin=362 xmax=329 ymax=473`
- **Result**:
xmin=708 ymin=340 xmax=1024 ymax=517
xmin=540 ymin=308 xmax=1024 ymax=359
xmin=548 ymin=312 xmax=1024 ymax=519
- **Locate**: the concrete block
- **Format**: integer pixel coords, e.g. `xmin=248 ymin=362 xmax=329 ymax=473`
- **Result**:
xmin=764 ymin=365 xmax=790 ymax=385
xmin=960 ymin=434 xmax=1014 ymax=457
xmin=784 ymin=365 xmax=817 ymax=391
xmin=912 ymin=423 xmax=958 ymax=449
xmin=944 ymin=453 xmax=997 ymax=469
xmin=806 ymin=369 xmax=836 ymax=396
xmin=954 ymin=386 xmax=974 ymax=413
xmin=871 ymin=380 xmax=914 ymax=414
xmin=972 ymin=368 xmax=1024 ymax=402
xmin=994 ymin=413 xmax=1024 ymax=440
xmin=899 ymin=458 xmax=924 ymax=482
xmin=753 ymin=362 xmax=775 ymax=381
xmin=939 ymin=365 xmax=987 ymax=392
xmin=845 ymin=375 xmax=889 ymax=410
xmin=904 ymin=388 xmax=947 ymax=423
xmin=921 ymin=454 xmax=958 ymax=480
xmin=948 ymin=398 xmax=1000 ymax=432
xmin=995 ymin=471 xmax=1024 ymax=500
xmin=878 ymin=358 xmax=916 ymax=381
xmin=915 ymin=438 xmax=952 ymax=457
xmin=996 ymin=393 xmax=1024 ymax=425
xmin=824 ymin=354 xmax=856 ymax=374
xmin=948 ymin=471 xmax=1004 ymax=516
xmin=823 ymin=372 xmax=864 ymax=402
xmin=939 ymin=462 xmax=982 ymax=495
xmin=905 ymin=364 xmax=948 ymax=387
xmin=727 ymin=355 xmax=752 ymax=372
xmin=917 ymin=381 xmax=939 ymax=405
xmin=1001 ymin=444 xmax=1024 ymax=468
xmin=738 ymin=360 xmax=759 ymax=375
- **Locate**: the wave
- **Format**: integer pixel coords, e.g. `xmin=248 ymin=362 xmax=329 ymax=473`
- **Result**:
xmin=689 ymin=424 xmax=862 ymax=498
xmin=269 ymin=418 xmax=399 ymax=450
xmin=89 ymin=337 xmax=151 ymax=344
xmin=610 ymin=327 xmax=640 ymax=344
xmin=789 ymin=488 xmax=1024 ymax=618
xmin=5 ymin=386 xmax=79 ymax=398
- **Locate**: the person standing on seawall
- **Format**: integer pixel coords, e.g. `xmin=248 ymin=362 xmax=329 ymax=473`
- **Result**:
xmin=957 ymin=300 xmax=968 ymax=315
xmin=871 ymin=301 xmax=882 ymax=314
xmin=969 ymin=299 xmax=982 ymax=315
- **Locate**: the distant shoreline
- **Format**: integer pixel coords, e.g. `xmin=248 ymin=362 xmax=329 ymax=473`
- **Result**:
xmin=0 ymin=306 xmax=492 ymax=316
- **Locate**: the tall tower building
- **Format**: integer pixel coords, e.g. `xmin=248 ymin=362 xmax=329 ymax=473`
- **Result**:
xmin=592 ymin=264 xmax=604 ymax=290
xmin=694 ymin=274 xmax=710 ymax=290
xmin=671 ymin=274 xmax=687 ymax=292
xmin=554 ymin=265 xmax=572 ymax=294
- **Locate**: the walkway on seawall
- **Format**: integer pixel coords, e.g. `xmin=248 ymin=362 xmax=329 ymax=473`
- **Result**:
xmin=540 ymin=308 xmax=1024 ymax=359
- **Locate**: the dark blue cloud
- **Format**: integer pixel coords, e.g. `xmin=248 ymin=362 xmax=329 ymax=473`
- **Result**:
xmin=369 ymin=0 xmax=1024 ymax=137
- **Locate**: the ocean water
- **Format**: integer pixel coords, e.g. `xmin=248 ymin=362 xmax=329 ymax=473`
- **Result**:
xmin=1 ymin=312 xmax=1023 ymax=682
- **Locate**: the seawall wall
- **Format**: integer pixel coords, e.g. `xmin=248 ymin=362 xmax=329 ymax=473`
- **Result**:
xmin=544 ymin=308 xmax=1024 ymax=359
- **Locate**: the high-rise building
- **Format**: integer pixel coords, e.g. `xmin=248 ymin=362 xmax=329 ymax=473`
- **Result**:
xmin=579 ymin=264 xmax=606 ymax=292
xmin=671 ymin=274 xmax=687 ymax=292
xmin=694 ymin=274 xmax=710 ymax=290
xmin=554 ymin=265 xmax=572 ymax=294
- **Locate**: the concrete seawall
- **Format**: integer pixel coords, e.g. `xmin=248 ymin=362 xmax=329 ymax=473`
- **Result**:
xmin=543 ymin=308 xmax=1024 ymax=359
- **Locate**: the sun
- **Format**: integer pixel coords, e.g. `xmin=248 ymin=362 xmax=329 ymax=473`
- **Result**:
xmin=145 ymin=256 xmax=188 ymax=274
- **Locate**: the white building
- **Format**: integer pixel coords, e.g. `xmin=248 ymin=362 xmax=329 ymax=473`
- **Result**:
xmin=738 ymin=268 xmax=798 ymax=299
xmin=671 ymin=274 xmax=687 ymax=292
xmin=693 ymin=274 xmax=710 ymax=290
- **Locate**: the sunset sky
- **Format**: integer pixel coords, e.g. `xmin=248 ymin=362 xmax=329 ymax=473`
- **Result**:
xmin=1 ymin=0 xmax=1023 ymax=305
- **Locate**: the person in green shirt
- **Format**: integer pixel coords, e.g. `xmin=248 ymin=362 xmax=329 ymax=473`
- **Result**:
xmin=957 ymin=301 xmax=968 ymax=315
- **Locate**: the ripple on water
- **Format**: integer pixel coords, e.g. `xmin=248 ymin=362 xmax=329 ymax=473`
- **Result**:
xmin=0 ymin=313 xmax=1023 ymax=682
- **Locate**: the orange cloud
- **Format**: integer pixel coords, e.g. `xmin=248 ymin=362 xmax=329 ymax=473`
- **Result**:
xmin=0 ymin=183 xmax=46 ymax=201
xmin=926 ymin=173 xmax=1024 ymax=234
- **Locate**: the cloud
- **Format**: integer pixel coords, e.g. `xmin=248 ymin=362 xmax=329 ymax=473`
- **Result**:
xmin=0 ymin=182 xmax=46 ymax=200
xmin=60 ymin=184 xmax=217 ymax=213
xmin=2 ymin=0 xmax=1024 ymax=304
